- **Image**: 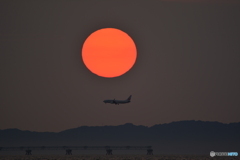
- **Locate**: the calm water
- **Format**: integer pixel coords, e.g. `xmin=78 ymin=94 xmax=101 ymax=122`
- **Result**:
xmin=0 ymin=155 xmax=239 ymax=160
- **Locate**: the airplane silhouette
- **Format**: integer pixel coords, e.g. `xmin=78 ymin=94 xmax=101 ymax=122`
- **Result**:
xmin=103 ymin=95 xmax=132 ymax=105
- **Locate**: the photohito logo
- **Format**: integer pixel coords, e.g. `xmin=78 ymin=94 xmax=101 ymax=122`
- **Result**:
xmin=210 ymin=151 xmax=215 ymax=157
xmin=210 ymin=151 xmax=238 ymax=157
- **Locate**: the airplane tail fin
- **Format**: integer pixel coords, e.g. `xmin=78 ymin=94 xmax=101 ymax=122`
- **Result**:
xmin=127 ymin=95 xmax=132 ymax=101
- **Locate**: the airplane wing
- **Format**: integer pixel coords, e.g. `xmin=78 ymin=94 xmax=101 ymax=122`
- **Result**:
xmin=113 ymin=99 xmax=119 ymax=105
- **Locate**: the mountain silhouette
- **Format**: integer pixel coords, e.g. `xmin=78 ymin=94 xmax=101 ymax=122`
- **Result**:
xmin=0 ymin=120 xmax=239 ymax=154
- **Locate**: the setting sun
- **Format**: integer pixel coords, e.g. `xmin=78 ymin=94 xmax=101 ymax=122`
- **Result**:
xmin=82 ymin=28 xmax=137 ymax=78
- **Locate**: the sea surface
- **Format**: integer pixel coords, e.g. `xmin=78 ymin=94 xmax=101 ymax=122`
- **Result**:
xmin=0 ymin=155 xmax=239 ymax=160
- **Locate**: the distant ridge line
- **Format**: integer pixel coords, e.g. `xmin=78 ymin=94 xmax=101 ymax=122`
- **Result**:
xmin=1 ymin=120 xmax=239 ymax=132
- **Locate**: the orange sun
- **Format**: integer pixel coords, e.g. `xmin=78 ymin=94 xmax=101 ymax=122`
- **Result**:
xmin=82 ymin=28 xmax=137 ymax=78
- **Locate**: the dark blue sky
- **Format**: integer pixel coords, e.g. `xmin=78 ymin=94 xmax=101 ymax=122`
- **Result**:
xmin=0 ymin=0 xmax=239 ymax=132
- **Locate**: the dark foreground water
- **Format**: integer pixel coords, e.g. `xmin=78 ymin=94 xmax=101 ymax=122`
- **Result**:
xmin=0 ymin=155 xmax=239 ymax=160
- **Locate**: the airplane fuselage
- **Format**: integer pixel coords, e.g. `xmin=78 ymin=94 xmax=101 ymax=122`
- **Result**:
xmin=103 ymin=95 xmax=132 ymax=105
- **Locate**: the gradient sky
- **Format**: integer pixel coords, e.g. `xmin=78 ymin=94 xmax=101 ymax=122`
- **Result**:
xmin=0 ymin=0 xmax=240 ymax=132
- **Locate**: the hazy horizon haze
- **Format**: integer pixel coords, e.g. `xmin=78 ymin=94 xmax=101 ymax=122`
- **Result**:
xmin=0 ymin=0 xmax=240 ymax=132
